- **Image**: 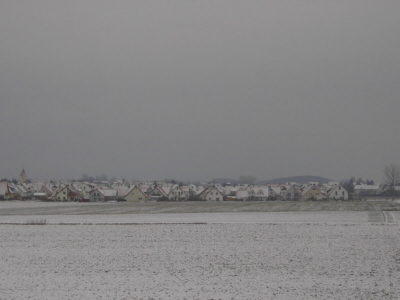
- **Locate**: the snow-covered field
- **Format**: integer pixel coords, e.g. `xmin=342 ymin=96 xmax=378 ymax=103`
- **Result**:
xmin=1 ymin=223 xmax=399 ymax=299
xmin=1 ymin=200 xmax=399 ymax=224
xmin=0 ymin=201 xmax=399 ymax=299
xmin=0 ymin=199 xmax=399 ymax=215
xmin=0 ymin=210 xmax=399 ymax=225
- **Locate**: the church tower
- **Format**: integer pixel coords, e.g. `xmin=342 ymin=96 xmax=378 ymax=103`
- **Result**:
xmin=19 ymin=168 xmax=27 ymax=183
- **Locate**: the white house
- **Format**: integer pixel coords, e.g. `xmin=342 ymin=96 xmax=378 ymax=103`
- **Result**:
xmin=147 ymin=186 xmax=169 ymax=201
xmin=326 ymin=185 xmax=349 ymax=200
xmin=168 ymin=185 xmax=188 ymax=201
xmin=199 ymin=186 xmax=224 ymax=201
xmin=280 ymin=185 xmax=302 ymax=200
xmin=89 ymin=188 xmax=117 ymax=202
xmin=353 ymin=184 xmax=381 ymax=196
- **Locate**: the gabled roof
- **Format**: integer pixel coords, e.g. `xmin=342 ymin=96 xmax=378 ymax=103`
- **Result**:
xmin=116 ymin=186 xmax=130 ymax=197
xmin=40 ymin=184 xmax=53 ymax=194
xmin=90 ymin=188 xmax=117 ymax=197
xmin=126 ymin=185 xmax=147 ymax=196
xmin=148 ymin=186 xmax=168 ymax=197
xmin=269 ymin=186 xmax=281 ymax=195
xmin=161 ymin=186 xmax=171 ymax=196
xmin=301 ymin=184 xmax=322 ymax=196
xmin=257 ymin=187 xmax=270 ymax=196
xmin=198 ymin=186 xmax=223 ymax=198
xmin=354 ymin=184 xmax=380 ymax=190
xmin=100 ymin=189 xmax=117 ymax=197
xmin=54 ymin=186 xmax=81 ymax=197
xmin=180 ymin=186 xmax=190 ymax=192
xmin=326 ymin=184 xmax=347 ymax=195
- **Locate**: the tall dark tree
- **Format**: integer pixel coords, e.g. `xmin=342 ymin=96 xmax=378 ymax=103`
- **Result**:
xmin=346 ymin=178 xmax=354 ymax=194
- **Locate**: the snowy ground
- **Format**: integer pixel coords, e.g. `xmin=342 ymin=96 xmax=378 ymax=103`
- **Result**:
xmin=0 ymin=199 xmax=399 ymax=215
xmin=0 ymin=201 xmax=399 ymax=299
xmin=0 ymin=223 xmax=399 ymax=299
xmin=0 ymin=211 xmax=399 ymax=225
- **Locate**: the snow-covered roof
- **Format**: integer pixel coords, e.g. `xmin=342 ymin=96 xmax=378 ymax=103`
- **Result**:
xmin=354 ymin=184 xmax=380 ymax=190
xmin=0 ymin=182 xmax=9 ymax=196
xmin=161 ymin=186 xmax=171 ymax=195
xmin=99 ymin=189 xmax=117 ymax=197
xmin=269 ymin=186 xmax=281 ymax=194
xmin=116 ymin=187 xmax=130 ymax=197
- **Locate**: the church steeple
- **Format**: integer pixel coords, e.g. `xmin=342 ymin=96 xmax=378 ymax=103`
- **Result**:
xmin=19 ymin=167 xmax=27 ymax=183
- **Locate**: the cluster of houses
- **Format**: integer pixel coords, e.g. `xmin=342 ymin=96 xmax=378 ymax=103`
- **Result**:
xmin=1 ymin=168 xmax=396 ymax=202
xmin=0 ymin=178 xmax=353 ymax=202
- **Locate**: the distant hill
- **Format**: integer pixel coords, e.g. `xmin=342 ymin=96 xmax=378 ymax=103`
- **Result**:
xmin=210 ymin=175 xmax=332 ymax=185
xmin=259 ymin=176 xmax=332 ymax=185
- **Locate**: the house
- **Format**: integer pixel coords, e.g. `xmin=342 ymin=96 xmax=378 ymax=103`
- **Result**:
xmin=53 ymin=186 xmax=82 ymax=202
xmin=281 ymin=185 xmax=301 ymax=200
xmin=198 ymin=186 xmax=224 ymax=201
xmin=12 ymin=183 xmax=32 ymax=199
xmin=89 ymin=188 xmax=117 ymax=202
xmin=326 ymin=184 xmax=349 ymax=200
xmin=168 ymin=185 xmax=188 ymax=201
xmin=223 ymin=186 xmax=238 ymax=197
xmin=4 ymin=183 xmax=22 ymax=199
xmin=124 ymin=185 xmax=147 ymax=202
xmin=353 ymin=184 xmax=382 ymax=196
xmin=38 ymin=184 xmax=54 ymax=197
xmin=248 ymin=186 xmax=277 ymax=201
xmin=115 ymin=186 xmax=130 ymax=201
xmin=74 ymin=182 xmax=97 ymax=198
xmin=180 ymin=186 xmax=192 ymax=198
xmin=301 ymin=184 xmax=325 ymax=200
xmin=147 ymin=186 xmax=169 ymax=201
xmin=0 ymin=182 xmax=12 ymax=200
xmin=235 ymin=190 xmax=249 ymax=201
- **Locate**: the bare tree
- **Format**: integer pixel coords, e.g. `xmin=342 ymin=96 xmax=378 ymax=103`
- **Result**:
xmin=383 ymin=164 xmax=400 ymax=201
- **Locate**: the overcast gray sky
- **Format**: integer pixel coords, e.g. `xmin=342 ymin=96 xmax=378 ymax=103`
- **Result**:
xmin=1 ymin=1 xmax=399 ymax=182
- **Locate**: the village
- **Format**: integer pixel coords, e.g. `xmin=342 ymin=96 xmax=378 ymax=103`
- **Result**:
xmin=0 ymin=168 xmax=395 ymax=202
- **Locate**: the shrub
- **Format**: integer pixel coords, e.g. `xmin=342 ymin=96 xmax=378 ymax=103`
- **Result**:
xmin=25 ymin=219 xmax=47 ymax=225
